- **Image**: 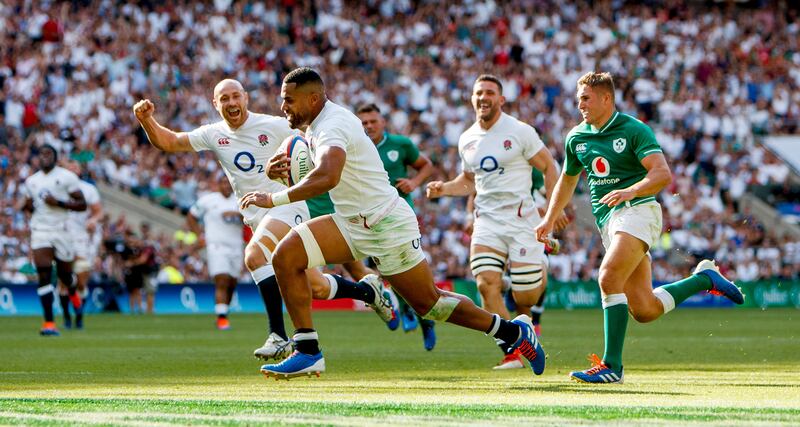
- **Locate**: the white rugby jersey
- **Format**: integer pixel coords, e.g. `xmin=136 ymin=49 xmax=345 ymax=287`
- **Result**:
xmin=68 ymin=180 xmax=101 ymax=235
xmin=187 ymin=112 xmax=298 ymax=224
xmin=305 ymin=101 xmax=398 ymax=218
xmin=458 ymin=113 xmax=545 ymax=219
xmin=189 ymin=192 xmax=243 ymax=247
xmin=22 ymin=166 xmax=82 ymax=231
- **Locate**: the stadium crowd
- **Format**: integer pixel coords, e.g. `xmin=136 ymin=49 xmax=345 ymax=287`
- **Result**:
xmin=2 ymin=0 xmax=799 ymax=287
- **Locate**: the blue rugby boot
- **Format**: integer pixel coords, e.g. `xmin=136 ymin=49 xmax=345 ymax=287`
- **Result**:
xmin=569 ymin=354 xmax=624 ymax=384
xmin=40 ymin=321 xmax=60 ymax=337
xmin=260 ymin=351 xmax=325 ymax=380
xmin=694 ymin=260 xmax=745 ymax=304
xmin=421 ymin=320 xmax=436 ymax=351
xmin=401 ymin=307 xmax=419 ymax=332
xmin=509 ymin=314 xmax=546 ymax=375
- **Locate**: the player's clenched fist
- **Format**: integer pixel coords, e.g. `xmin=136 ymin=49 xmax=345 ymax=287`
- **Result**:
xmin=426 ymin=181 xmax=445 ymax=199
xmin=133 ymin=99 xmax=155 ymax=121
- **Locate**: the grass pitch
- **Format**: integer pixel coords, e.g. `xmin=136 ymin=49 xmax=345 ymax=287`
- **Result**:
xmin=1 ymin=308 xmax=798 ymax=425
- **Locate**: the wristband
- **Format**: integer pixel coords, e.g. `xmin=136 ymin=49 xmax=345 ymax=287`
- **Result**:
xmin=271 ymin=190 xmax=291 ymax=206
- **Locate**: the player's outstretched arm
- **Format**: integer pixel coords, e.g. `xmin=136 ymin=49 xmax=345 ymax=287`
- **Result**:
xmin=132 ymin=99 xmax=193 ymax=153
xmin=599 ymin=153 xmax=671 ymax=208
xmin=536 ymin=172 xmax=580 ymax=243
xmin=426 ymin=171 xmax=475 ymax=199
xmin=530 ymin=148 xmax=569 ymax=230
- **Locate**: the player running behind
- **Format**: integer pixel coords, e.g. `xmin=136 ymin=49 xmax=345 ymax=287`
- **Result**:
xmin=535 ymin=72 xmax=744 ymax=384
xmin=427 ymin=74 xmax=565 ymax=370
xmin=133 ymin=79 xmax=398 ymax=360
xmin=187 ymin=179 xmax=243 ymax=330
xmin=244 ymin=67 xmax=544 ymax=379
xmin=18 ymin=145 xmax=86 ymax=335
xmin=57 ymin=160 xmax=103 ymax=329
xmin=355 ymin=102 xmax=437 ymax=351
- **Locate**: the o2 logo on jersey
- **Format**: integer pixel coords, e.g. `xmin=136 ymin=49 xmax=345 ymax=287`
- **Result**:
xmin=234 ymin=151 xmax=264 ymax=174
xmin=591 ymin=157 xmax=611 ymax=177
xmin=479 ymin=156 xmax=504 ymax=175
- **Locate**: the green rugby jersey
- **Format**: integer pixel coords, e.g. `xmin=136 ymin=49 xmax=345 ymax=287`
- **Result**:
xmin=375 ymin=132 xmax=420 ymax=208
xmin=563 ymin=111 xmax=663 ymax=227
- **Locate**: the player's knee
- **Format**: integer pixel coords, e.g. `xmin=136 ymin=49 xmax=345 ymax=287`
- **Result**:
xmin=598 ymin=267 xmax=624 ymax=293
xmin=419 ymin=293 xmax=461 ymax=321
xmin=244 ymin=242 xmax=267 ymax=272
xmin=272 ymin=238 xmax=305 ymax=274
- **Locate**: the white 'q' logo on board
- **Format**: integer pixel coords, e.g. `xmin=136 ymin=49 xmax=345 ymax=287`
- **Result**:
xmin=591 ymin=157 xmax=611 ymax=177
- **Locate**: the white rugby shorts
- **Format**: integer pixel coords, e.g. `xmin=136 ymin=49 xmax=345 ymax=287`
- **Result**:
xmin=599 ymin=201 xmax=663 ymax=250
xmin=331 ymin=198 xmax=425 ymax=276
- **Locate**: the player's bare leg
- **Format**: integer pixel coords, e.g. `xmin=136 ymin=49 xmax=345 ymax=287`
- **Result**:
xmin=624 ymin=257 xmax=664 ymax=323
xmin=472 ymin=245 xmax=509 ymax=318
xmin=383 ymin=259 xmax=545 ymax=374
xmin=33 ymin=248 xmax=60 ymax=335
xmin=214 ymin=274 xmax=237 ymax=330
xmin=570 ymin=231 xmax=645 ymax=383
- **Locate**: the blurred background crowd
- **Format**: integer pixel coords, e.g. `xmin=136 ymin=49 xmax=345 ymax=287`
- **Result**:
xmin=2 ymin=0 xmax=799 ymax=287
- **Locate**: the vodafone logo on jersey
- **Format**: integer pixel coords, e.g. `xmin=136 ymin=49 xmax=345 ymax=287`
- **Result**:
xmin=591 ymin=156 xmax=610 ymax=177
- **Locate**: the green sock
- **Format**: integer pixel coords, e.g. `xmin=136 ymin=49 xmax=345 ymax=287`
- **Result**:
xmin=602 ymin=303 xmax=628 ymax=371
xmin=659 ymin=274 xmax=712 ymax=306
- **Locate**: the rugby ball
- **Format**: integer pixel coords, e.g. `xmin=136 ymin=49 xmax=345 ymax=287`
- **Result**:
xmin=276 ymin=134 xmax=315 ymax=187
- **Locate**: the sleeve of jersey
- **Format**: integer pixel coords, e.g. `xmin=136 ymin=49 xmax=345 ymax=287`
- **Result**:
xmin=315 ymin=127 xmax=347 ymax=151
xmin=521 ymin=124 xmax=545 ymax=160
xmin=457 ymin=142 xmax=473 ymax=173
xmin=86 ymin=186 xmax=101 ymax=205
xmin=20 ymin=180 xmax=31 ymax=199
xmin=186 ymin=125 xmax=211 ymax=152
xmin=66 ymin=172 xmax=82 ymax=193
xmin=188 ymin=197 xmax=205 ymax=218
xmin=563 ymin=136 xmax=583 ymax=176
xmin=633 ymin=123 xmax=663 ymax=161
xmin=403 ymin=138 xmax=420 ymax=164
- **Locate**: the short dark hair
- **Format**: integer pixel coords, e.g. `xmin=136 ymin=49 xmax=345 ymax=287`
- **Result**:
xmin=355 ymin=103 xmax=381 ymax=115
xmin=283 ymin=67 xmax=324 ymax=88
xmin=475 ymin=74 xmax=503 ymax=94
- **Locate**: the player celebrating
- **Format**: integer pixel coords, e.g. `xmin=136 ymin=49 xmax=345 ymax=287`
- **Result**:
xmin=427 ymin=75 xmax=561 ymax=370
xmin=58 ymin=160 xmax=103 ymax=330
xmin=535 ymin=72 xmax=744 ymax=384
xmin=18 ymin=145 xmax=87 ymax=336
xmin=187 ymin=179 xmax=243 ymax=330
xmin=243 ymin=67 xmax=544 ymax=379
xmin=356 ymin=102 xmax=437 ymax=350
xmin=132 ymin=79 xmax=398 ymax=360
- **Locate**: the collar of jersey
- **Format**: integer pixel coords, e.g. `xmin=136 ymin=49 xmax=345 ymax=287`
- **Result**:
xmin=224 ymin=111 xmax=252 ymax=132
xmin=376 ymin=132 xmax=388 ymax=148
xmin=588 ymin=111 xmax=619 ymax=134
xmin=309 ymin=101 xmax=332 ymax=131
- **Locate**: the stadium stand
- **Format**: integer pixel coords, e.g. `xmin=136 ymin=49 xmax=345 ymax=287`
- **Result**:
xmin=2 ymin=0 xmax=799 ymax=286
